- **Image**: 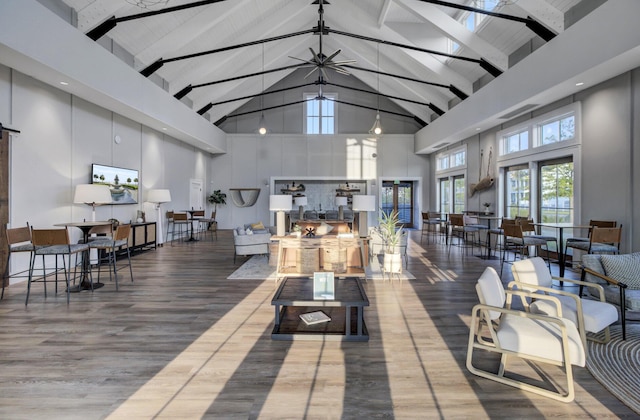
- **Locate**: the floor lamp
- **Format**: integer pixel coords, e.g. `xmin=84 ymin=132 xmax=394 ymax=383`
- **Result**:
xmin=147 ymin=189 xmax=172 ymax=245
xmin=352 ymin=195 xmax=376 ymax=238
xmin=74 ymin=184 xmax=112 ymax=221
xmin=270 ymin=195 xmax=292 ymax=237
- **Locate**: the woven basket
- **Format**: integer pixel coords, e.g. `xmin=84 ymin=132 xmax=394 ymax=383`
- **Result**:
xmin=323 ymin=247 xmax=347 ymax=273
xmin=297 ymin=248 xmax=320 ymax=273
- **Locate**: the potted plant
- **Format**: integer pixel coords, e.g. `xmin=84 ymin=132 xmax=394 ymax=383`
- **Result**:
xmin=207 ymin=190 xmax=227 ymax=213
xmin=378 ymin=209 xmax=404 ymax=274
xmin=482 ymin=202 xmax=491 ymax=214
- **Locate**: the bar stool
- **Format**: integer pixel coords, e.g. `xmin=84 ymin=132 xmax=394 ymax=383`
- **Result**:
xmin=3 ymin=223 xmax=35 ymax=299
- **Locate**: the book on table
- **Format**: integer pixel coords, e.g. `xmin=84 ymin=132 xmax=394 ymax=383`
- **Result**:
xmin=299 ymin=310 xmax=331 ymax=325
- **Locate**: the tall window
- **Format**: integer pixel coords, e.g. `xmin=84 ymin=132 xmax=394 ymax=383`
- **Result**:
xmin=305 ymin=93 xmax=336 ymax=134
xmin=453 ymin=176 xmax=466 ymax=213
xmin=539 ymin=158 xmax=574 ymax=223
xmin=505 ymin=165 xmax=530 ymax=217
xmin=439 ymin=178 xmax=451 ymax=215
xmin=381 ymin=181 xmax=415 ymax=226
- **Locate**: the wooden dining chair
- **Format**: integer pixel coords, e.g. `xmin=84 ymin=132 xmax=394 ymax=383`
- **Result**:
xmin=27 ymin=228 xmax=91 ymax=305
xmin=88 ymin=224 xmax=133 ymax=290
xmin=3 ymin=223 xmax=34 ymax=299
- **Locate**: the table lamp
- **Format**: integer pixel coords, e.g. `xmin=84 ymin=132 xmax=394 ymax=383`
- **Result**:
xmin=270 ymin=195 xmax=292 ymax=237
xmin=146 ymin=189 xmax=172 ymax=245
xmin=294 ymin=196 xmax=308 ymax=221
xmin=352 ymin=195 xmax=376 ymax=238
xmin=74 ymin=184 xmax=112 ymax=221
xmin=335 ymin=196 xmax=348 ymax=220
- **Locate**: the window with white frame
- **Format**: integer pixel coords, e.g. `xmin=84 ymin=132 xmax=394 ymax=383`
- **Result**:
xmin=448 ymin=0 xmax=498 ymax=54
xmin=436 ymin=145 xmax=466 ymax=171
xmin=305 ymin=93 xmax=336 ymax=134
xmin=496 ymin=102 xmax=581 ymax=231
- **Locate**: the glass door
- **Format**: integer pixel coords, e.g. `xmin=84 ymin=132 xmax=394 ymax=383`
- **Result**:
xmin=381 ymin=181 xmax=414 ymax=227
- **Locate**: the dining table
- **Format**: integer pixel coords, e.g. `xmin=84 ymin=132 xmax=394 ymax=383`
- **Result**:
xmin=54 ymin=220 xmax=113 ymax=291
xmin=183 ymin=210 xmax=202 ymax=242
xmin=532 ymin=222 xmax=592 ymax=277
xmin=474 ymin=215 xmax=502 ymax=259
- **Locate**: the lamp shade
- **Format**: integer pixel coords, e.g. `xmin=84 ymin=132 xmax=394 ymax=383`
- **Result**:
xmin=294 ymin=196 xmax=308 ymax=206
xmin=352 ymin=195 xmax=376 ymax=211
xmin=74 ymin=184 xmax=112 ymax=205
xmin=269 ymin=195 xmax=292 ymax=211
xmin=335 ymin=196 xmax=348 ymax=207
xmin=147 ymin=189 xmax=172 ymax=203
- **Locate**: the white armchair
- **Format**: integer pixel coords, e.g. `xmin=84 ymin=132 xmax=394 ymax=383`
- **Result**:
xmin=467 ymin=266 xmax=586 ymax=402
xmin=510 ymin=257 xmax=618 ymax=345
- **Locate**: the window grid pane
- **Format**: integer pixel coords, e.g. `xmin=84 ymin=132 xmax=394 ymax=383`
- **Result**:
xmin=453 ymin=177 xmax=465 ymax=214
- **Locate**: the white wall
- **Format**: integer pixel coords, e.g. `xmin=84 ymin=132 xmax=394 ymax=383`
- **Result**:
xmin=428 ymin=68 xmax=640 ymax=253
xmin=211 ymin=134 xmax=429 ymax=230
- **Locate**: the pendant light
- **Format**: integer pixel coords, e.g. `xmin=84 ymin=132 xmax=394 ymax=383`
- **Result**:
xmin=369 ymin=43 xmax=382 ymax=135
xmin=258 ymin=44 xmax=267 ymax=135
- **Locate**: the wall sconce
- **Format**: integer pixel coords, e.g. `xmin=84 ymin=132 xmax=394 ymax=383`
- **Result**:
xmin=352 ymin=195 xmax=376 ymax=238
xmin=270 ymin=195 xmax=292 ymax=237
xmin=73 ymin=184 xmax=112 ymax=221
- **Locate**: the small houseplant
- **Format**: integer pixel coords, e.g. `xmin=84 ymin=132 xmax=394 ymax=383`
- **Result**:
xmin=482 ymin=202 xmax=491 ymax=214
xmin=378 ymin=209 xmax=404 ymax=273
xmin=207 ymin=190 xmax=227 ymax=213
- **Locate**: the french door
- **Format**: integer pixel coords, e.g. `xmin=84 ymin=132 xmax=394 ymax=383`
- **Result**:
xmin=381 ymin=181 xmax=414 ymax=227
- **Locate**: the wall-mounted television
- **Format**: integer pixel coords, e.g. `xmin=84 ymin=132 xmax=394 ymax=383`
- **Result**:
xmin=91 ymin=163 xmax=139 ymax=204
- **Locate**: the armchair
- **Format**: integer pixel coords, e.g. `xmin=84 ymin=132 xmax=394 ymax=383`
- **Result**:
xmin=467 ymin=266 xmax=586 ymax=402
xmin=510 ymin=257 xmax=618 ymax=345
xmin=581 ymin=253 xmax=640 ymax=340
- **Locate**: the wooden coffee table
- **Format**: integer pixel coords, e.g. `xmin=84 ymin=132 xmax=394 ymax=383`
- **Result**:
xmin=271 ymin=276 xmax=369 ymax=342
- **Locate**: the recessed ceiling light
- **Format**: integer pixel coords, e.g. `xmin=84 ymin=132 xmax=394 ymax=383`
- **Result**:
xmin=60 ymin=81 xmax=69 ymax=85
xmin=576 ymin=82 xmax=584 ymax=86
xmin=162 ymin=127 xmax=167 ymax=131
xmin=475 ymin=127 xmax=481 ymax=131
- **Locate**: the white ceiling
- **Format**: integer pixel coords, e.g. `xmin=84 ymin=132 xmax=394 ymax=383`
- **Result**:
xmin=59 ymin=0 xmax=587 ymax=126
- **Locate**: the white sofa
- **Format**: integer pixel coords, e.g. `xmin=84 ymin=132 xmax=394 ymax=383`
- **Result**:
xmin=233 ymin=226 xmax=274 ymax=263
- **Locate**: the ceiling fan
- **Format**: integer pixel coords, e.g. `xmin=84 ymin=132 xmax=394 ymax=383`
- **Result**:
xmin=288 ymin=0 xmax=356 ymax=80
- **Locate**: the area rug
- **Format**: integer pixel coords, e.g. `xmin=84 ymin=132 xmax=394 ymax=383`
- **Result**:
xmin=586 ymin=325 xmax=640 ymax=414
xmin=226 ymin=255 xmax=415 ymax=281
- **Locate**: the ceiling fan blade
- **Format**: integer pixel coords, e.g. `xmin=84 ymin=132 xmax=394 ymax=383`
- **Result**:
xmin=330 ymin=66 xmax=351 ymax=76
xmin=332 ymin=59 xmax=357 ymax=65
xmin=304 ymin=66 xmax=319 ymax=79
xmin=324 ymin=49 xmax=342 ymax=63
xmin=320 ymin=67 xmax=330 ymax=81
xmin=309 ymin=47 xmax=319 ymax=61
xmin=288 ymin=56 xmax=315 ymax=65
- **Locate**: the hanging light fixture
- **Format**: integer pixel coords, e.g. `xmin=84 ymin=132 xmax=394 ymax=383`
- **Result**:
xmin=258 ymin=44 xmax=267 ymax=136
xmin=369 ymin=43 xmax=382 ymax=136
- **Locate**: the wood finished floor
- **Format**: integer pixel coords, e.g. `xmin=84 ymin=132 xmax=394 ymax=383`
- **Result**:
xmin=0 ymin=230 xmax=635 ymax=419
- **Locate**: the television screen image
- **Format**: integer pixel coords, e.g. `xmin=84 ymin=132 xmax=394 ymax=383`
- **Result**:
xmin=91 ymin=164 xmax=139 ymax=204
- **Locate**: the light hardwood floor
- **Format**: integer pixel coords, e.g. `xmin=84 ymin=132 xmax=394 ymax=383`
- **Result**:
xmin=0 ymin=230 xmax=635 ymax=419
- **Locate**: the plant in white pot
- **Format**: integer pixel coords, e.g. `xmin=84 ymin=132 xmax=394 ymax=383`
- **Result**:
xmin=207 ymin=190 xmax=227 ymax=214
xmin=378 ymin=209 xmax=404 ymax=274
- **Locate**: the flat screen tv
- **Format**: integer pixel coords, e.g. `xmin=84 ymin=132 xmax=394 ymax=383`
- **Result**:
xmin=91 ymin=163 xmax=139 ymax=204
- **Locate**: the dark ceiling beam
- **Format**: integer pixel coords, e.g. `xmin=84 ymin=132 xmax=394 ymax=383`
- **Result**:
xmin=197 ymin=82 xmax=317 ymax=114
xmin=325 ymin=81 xmax=445 ymax=116
xmin=217 ymin=96 xmax=426 ymax=127
xmin=140 ymin=29 xmax=315 ymax=77
xmin=415 ymin=0 xmax=556 ymax=42
xmin=329 ymin=29 xmax=503 ymax=78
xmin=86 ymin=0 xmax=230 ymax=41
xmin=343 ymin=64 xmax=468 ymax=100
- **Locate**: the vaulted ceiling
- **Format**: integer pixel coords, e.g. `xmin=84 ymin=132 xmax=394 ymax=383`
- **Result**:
xmin=61 ymin=0 xmax=588 ymax=128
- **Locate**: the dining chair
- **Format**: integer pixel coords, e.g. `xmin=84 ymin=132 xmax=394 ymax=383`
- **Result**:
xmin=448 ymin=214 xmax=480 ymax=257
xmin=486 ymin=218 xmax=515 ymax=259
xmin=3 ymin=223 xmax=35 ymax=299
xmin=500 ymin=223 xmax=550 ymax=276
xmin=197 ymin=211 xmax=218 ymax=241
xmin=565 ymin=225 xmax=622 ymax=263
xmin=564 ymin=219 xmax=617 ymax=250
xmin=27 ymin=228 xmax=91 ymax=305
xmin=165 ymin=211 xmax=175 ymax=242
xmin=88 ymin=224 xmax=133 ymax=290
xmin=467 ymin=266 xmax=586 ymax=402
xmin=170 ymin=213 xmax=190 ymax=246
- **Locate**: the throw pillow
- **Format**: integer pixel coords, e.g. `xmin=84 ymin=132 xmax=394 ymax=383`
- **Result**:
xmin=600 ymin=253 xmax=640 ymax=289
xmin=236 ymin=227 xmax=246 ymax=236
xmin=251 ymin=221 xmax=265 ymax=230
xmin=316 ymin=222 xmax=334 ymax=236
xmin=245 ymin=228 xmax=253 ymax=235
